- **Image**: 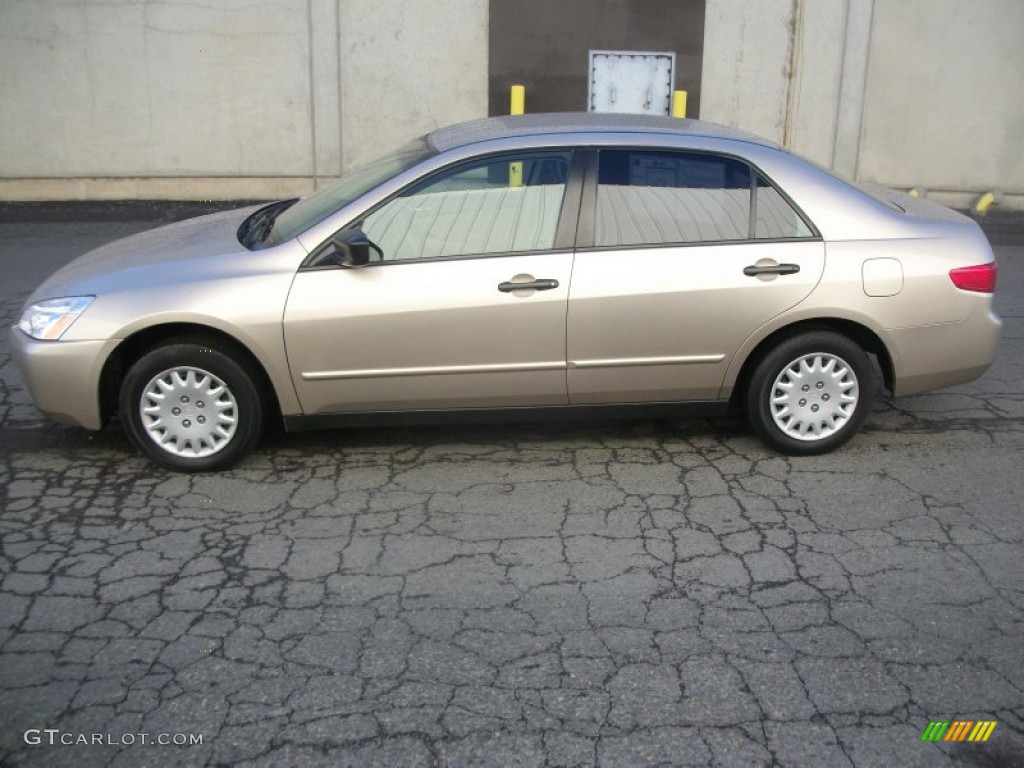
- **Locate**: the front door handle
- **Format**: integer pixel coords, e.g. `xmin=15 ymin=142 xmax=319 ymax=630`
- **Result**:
xmin=743 ymin=263 xmax=800 ymax=277
xmin=498 ymin=278 xmax=560 ymax=292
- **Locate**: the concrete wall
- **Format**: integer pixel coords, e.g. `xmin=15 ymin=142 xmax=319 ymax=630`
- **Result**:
xmin=339 ymin=0 xmax=488 ymax=171
xmin=701 ymin=0 xmax=1024 ymax=210
xmin=2 ymin=0 xmax=1021 ymax=208
xmin=859 ymin=1 xmax=1024 ymax=202
xmin=0 ymin=0 xmax=488 ymax=200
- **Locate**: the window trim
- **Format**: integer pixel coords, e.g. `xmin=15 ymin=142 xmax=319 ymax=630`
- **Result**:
xmin=575 ymin=147 xmax=821 ymax=251
xmin=302 ymin=148 xmax=585 ymax=270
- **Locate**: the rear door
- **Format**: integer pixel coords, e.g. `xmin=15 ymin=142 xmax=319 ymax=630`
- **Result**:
xmin=566 ymin=148 xmax=825 ymax=403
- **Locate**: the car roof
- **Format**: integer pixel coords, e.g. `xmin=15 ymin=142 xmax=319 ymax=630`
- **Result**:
xmin=427 ymin=112 xmax=777 ymax=153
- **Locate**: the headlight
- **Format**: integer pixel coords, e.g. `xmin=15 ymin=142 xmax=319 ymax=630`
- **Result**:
xmin=17 ymin=296 xmax=95 ymax=340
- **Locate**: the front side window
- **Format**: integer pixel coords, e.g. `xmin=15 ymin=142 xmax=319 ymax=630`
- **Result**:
xmin=360 ymin=151 xmax=572 ymax=261
xmin=595 ymin=150 xmax=752 ymax=247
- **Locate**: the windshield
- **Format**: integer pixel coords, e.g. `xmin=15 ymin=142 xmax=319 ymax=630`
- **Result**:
xmin=261 ymin=137 xmax=433 ymax=246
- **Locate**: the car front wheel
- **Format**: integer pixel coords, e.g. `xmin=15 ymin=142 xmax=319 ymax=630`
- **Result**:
xmin=745 ymin=331 xmax=874 ymax=455
xmin=119 ymin=340 xmax=263 ymax=471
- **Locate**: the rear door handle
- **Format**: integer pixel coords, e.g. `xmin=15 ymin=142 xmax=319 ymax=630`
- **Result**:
xmin=498 ymin=278 xmax=560 ymax=292
xmin=743 ymin=263 xmax=800 ymax=276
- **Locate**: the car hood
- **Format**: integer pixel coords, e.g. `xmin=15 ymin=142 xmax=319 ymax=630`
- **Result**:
xmin=27 ymin=204 xmax=272 ymax=300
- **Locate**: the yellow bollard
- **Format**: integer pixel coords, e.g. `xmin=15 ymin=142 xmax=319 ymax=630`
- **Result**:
xmin=510 ymin=84 xmax=525 ymax=186
xmin=671 ymin=90 xmax=688 ymax=118
xmin=510 ymin=84 xmax=525 ymax=116
xmin=972 ymin=191 xmax=999 ymax=215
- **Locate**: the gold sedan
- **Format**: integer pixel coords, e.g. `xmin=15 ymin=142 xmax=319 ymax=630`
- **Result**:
xmin=10 ymin=114 xmax=1001 ymax=471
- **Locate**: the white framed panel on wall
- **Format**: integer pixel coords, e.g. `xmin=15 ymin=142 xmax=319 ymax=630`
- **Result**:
xmin=588 ymin=50 xmax=676 ymax=115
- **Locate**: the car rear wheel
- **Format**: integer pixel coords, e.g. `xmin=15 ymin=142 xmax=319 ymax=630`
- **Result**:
xmin=745 ymin=331 xmax=874 ymax=455
xmin=120 ymin=340 xmax=263 ymax=471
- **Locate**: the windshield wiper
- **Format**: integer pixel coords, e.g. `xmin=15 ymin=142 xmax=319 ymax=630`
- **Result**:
xmin=240 ymin=198 xmax=299 ymax=248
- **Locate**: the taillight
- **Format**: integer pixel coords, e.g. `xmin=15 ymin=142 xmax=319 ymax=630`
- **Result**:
xmin=949 ymin=262 xmax=997 ymax=293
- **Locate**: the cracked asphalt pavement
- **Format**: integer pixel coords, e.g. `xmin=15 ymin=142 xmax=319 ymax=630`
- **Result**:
xmin=1 ymin=204 xmax=1022 ymax=767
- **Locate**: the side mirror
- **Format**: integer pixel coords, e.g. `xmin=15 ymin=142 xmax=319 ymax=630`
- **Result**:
xmin=330 ymin=229 xmax=372 ymax=267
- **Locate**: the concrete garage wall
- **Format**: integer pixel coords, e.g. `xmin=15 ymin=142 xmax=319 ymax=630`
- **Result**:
xmin=339 ymin=0 xmax=489 ymax=171
xmin=0 ymin=0 xmax=488 ymax=201
xmin=701 ymin=0 xmax=1024 ymax=210
xmin=3 ymin=0 xmax=1020 ymax=207
xmin=858 ymin=1 xmax=1024 ymax=205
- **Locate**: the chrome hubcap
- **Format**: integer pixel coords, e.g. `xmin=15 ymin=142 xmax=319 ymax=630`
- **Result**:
xmin=140 ymin=367 xmax=238 ymax=457
xmin=770 ymin=353 xmax=858 ymax=441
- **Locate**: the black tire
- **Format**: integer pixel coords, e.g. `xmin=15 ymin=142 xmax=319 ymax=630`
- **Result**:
xmin=119 ymin=339 xmax=264 ymax=472
xmin=745 ymin=331 xmax=874 ymax=455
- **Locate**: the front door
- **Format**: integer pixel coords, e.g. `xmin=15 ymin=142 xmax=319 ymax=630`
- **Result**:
xmin=284 ymin=150 xmax=578 ymax=414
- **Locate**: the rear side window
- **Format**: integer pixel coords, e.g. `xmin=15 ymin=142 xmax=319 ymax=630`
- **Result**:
xmin=595 ymin=150 xmax=751 ymax=246
xmin=594 ymin=150 xmax=813 ymax=247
